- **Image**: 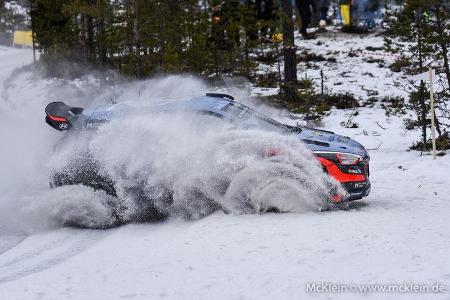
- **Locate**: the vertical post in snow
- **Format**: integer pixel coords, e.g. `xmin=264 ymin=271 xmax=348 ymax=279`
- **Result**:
xmin=429 ymin=67 xmax=436 ymax=160
xmin=320 ymin=70 xmax=324 ymax=95
xmin=32 ymin=31 xmax=36 ymax=64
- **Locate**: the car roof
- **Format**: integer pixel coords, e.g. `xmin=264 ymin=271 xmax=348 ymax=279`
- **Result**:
xmin=82 ymin=94 xmax=368 ymax=157
xmin=84 ymin=95 xmax=233 ymax=121
xmin=155 ymin=96 xmax=232 ymax=111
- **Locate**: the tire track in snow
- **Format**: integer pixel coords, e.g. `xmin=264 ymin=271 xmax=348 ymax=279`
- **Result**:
xmin=0 ymin=234 xmax=72 ymax=270
xmin=0 ymin=230 xmax=108 ymax=284
xmin=0 ymin=236 xmax=27 ymax=256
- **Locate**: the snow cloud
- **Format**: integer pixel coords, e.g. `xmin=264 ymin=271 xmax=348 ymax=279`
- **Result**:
xmin=0 ymin=67 xmax=340 ymax=232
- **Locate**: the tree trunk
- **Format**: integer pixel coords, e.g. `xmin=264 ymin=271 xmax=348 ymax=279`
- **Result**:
xmin=132 ymin=0 xmax=142 ymax=77
xmin=96 ymin=0 xmax=107 ymax=65
xmin=29 ymin=1 xmax=36 ymax=63
xmin=416 ymin=12 xmax=427 ymax=151
xmin=87 ymin=16 xmax=94 ymax=63
xmin=281 ymin=0 xmax=298 ymax=102
xmin=419 ymin=80 xmax=427 ymax=151
xmin=97 ymin=18 xmax=107 ymax=64
xmin=80 ymin=14 xmax=88 ymax=62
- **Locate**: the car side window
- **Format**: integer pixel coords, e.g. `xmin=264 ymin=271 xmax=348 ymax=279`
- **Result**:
xmin=188 ymin=111 xmax=231 ymax=132
xmin=197 ymin=110 xmax=224 ymax=119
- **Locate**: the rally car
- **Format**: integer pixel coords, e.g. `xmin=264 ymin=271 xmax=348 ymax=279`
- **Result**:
xmin=45 ymin=93 xmax=370 ymax=208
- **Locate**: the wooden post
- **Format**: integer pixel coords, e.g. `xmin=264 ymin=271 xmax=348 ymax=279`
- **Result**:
xmin=429 ymin=67 xmax=437 ymax=160
xmin=32 ymin=31 xmax=36 ymax=64
xmin=320 ymin=70 xmax=324 ymax=95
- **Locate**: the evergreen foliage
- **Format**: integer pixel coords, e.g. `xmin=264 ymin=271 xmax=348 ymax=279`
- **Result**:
xmin=28 ymin=0 xmax=284 ymax=80
xmin=385 ymin=0 xmax=450 ymax=150
xmin=0 ymin=0 xmax=27 ymax=33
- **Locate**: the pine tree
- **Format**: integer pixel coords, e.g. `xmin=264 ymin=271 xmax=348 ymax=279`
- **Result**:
xmin=27 ymin=0 xmax=265 ymax=80
xmin=1 ymin=0 xmax=27 ymax=33
xmin=384 ymin=0 xmax=450 ymax=150
xmin=428 ymin=0 xmax=450 ymax=91
xmin=30 ymin=0 xmax=78 ymax=56
xmin=0 ymin=0 xmax=7 ymax=32
xmin=385 ymin=0 xmax=438 ymax=150
xmin=0 ymin=0 xmax=5 ymax=26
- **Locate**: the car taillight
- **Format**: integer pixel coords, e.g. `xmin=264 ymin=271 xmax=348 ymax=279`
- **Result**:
xmin=267 ymin=148 xmax=280 ymax=157
xmin=336 ymin=153 xmax=362 ymax=165
xmin=47 ymin=114 xmax=67 ymax=122
xmin=330 ymin=194 xmax=344 ymax=203
xmin=315 ymin=152 xmax=363 ymax=166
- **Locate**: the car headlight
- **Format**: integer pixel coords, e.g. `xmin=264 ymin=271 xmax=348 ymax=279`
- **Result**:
xmin=315 ymin=151 xmax=363 ymax=165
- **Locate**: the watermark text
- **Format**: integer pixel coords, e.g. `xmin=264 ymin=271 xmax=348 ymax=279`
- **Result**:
xmin=305 ymin=282 xmax=447 ymax=294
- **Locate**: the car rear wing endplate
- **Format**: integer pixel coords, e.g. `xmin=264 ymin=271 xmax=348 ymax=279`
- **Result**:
xmin=45 ymin=102 xmax=84 ymax=131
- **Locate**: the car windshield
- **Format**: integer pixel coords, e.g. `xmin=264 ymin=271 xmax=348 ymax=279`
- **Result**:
xmin=222 ymin=102 xmax=296 ymax=133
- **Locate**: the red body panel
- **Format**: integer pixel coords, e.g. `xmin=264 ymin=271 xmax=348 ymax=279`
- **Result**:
xmin=317 ymin=157 xmax=366 ymax=183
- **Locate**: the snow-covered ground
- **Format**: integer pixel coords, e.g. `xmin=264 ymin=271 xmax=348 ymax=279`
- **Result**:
xmin=255 ymin=28 xmax=409 ymax=100
xmin=0 ymin=37 xmax=449 ymax=300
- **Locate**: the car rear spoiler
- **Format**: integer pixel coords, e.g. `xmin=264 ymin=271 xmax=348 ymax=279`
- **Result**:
xmin=45 ymin=102 xmax=84 ymax=131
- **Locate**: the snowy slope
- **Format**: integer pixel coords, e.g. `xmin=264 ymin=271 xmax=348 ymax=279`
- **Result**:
xmin=254 ymin=29 xmax=408 ymax=101
xmin=0 ymin=42 xmax=450 ymax=300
